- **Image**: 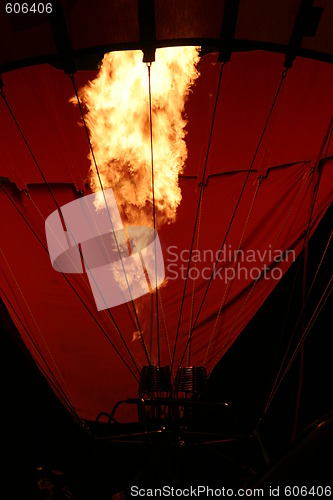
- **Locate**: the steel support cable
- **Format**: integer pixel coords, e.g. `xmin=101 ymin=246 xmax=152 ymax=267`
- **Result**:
xmin=1 ymin=286 xmax=60 ymax=377
xmin=203 ymin=177 xmax=262 ymax=367
xmin=292 ymin=122 xmax=333 ymax=438
xmin=186 ymin=190 xmax=204 ymax=367
xmin=0 ymin=286 xmax=80 ymax=418
xmin=70 ymin=74 xmax=151 ymax=367
xmin=263 ymin=274 xmax=333 ymax=417
xmin=253 ymin=225 xmax=333 ymax=433
xmin=262 ymin=225 xmax=333 ymax=420
xmin=282 ymin=276 xmax=333 ymax=384
xmin=289 ymin=276 xmax=333 ymax=372
xmin=147 ymin=62 xmax=160 ymax=370
xmin=212 ymin=169 xmax=312 ymax=368
xmin=69 ymin=184 xmax=141 ymax=336
xmin=158 ymin=288 xmax=173 ymax=368
xmin=257 ymin=126 xmax=333 ymax=431
xmin=0 ymin=88 xmax=59 ymax=210
xmin=176 ymin=66 xmax=289 ymax=373
xmin=0 ymin=184 xmax=140 ymax=382
xmin=269 ymin=228 xmax=308 ymax=394
xmin=0 ymin=80 xmax=142 ymax=378
xmin=31 ymin=168 xmax=140 ymax=342
xmin=0 ymin=247 xmax=80 ymax=418
xmin=305 ymin=227 xmax=333 ymax=300
xmin=27 ymin=191 xmax=142 ymax=376
xmin=170 ymin=61 xmax=225 ymax=378
xmin=263 ymin=134 xmax=333 ymax=430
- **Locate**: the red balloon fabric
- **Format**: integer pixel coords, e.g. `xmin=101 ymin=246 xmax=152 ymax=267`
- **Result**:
xmin=0 ymin=50 xmax=332 ymax=421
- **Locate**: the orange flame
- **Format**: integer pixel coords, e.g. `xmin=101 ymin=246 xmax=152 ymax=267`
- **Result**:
xmin=76 ymin=47 xmax=200 ymax=226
